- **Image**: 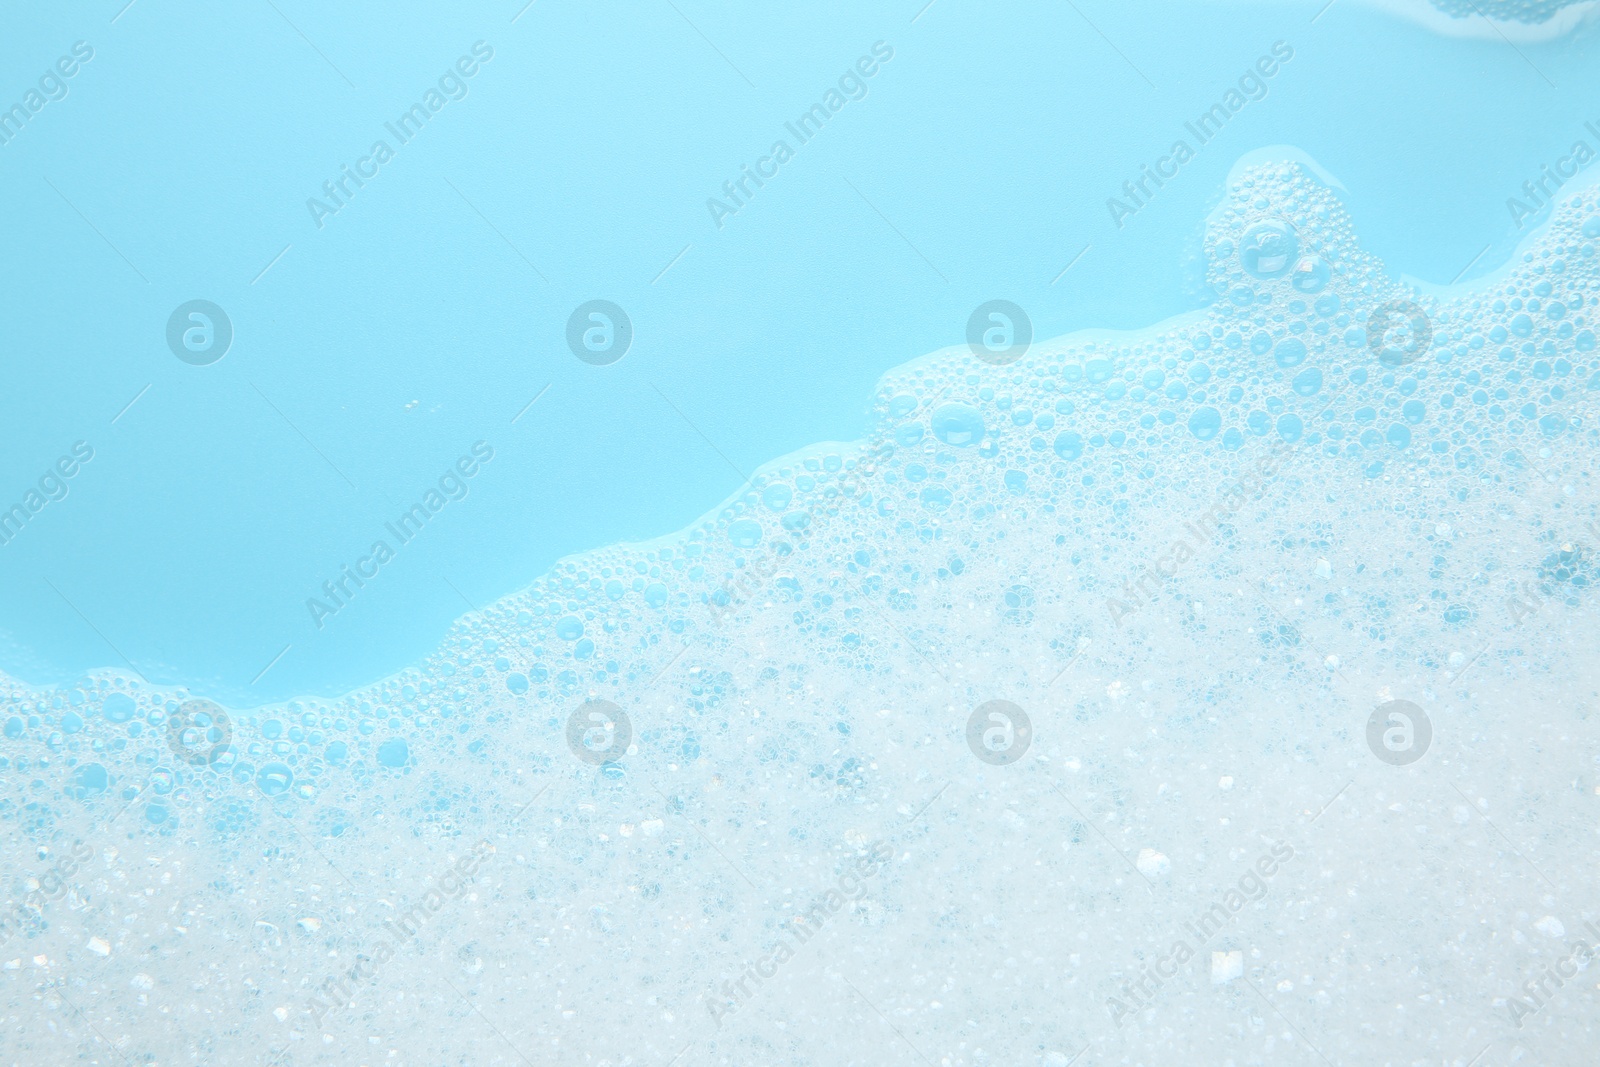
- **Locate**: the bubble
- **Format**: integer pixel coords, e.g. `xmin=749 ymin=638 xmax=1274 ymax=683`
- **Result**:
xmin=556 ymin=616 xmax=585 ymax=640
xmin=1290 ymin=255 xmax=1330 ymax=293
xmin=167 ymin=698 xmax=232 ymax=766
xmin=1240 ymin=219 xmax=1299 ymax=279
xmin=377 ymin=739 xmax=411 ymax=768
xmin=256 ymin=763 xmax=295 ymax=796
xmin=506 ymin=672 xmax=529 ymax=695
xmin=70 ymin=763 xmax=109 ymax=798
xmin=1187 ymin=407 xmax=1222 ymax=440
xmin=1584 ymin=215 xmax=1600 ymax=239
xmin=727 ymin=519 xmax=763 ymax=548
xmin=1368 ymin=301 xmax=1433 ymax=366
xmin=103 ymin=692 xmax=136 ymax=723
xmin=1274 ymin=338 xmax=1308 ymax=368
xmin=931 ymin=403 xmax=985 ymax=446
xmin=1053 ymin=431 xmax=1084 ymax=460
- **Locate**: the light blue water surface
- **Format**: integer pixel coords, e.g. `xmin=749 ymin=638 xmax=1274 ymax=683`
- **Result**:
xmin=0 ymin=0 xmax=1595 ymax=704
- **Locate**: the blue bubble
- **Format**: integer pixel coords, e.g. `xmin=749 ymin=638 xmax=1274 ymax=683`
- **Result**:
xmin=377 ymin=739 xmax=410 ymax=768
xmin=1187 ymin=407 xmax=1222 ymax=440
xmin=71 ymin=763 xmax=109 ymax=798
xmin=256 ymin=763 xmax=294 ymax=796
xmin=1402 ymin=399 xmax=1426 ymax=423
xmin=1004 ymin=470 xmax=1028 ymax=493
xmin=1386 ymin=424 xmax=1411 ymax=448
xmin=1276 ymin=414 xmax=1304 ymax=442
xmin=727 ymin=518 xmax=762 ymax=548
xmin=1584 ymin=216 xmax=1600 ymax=239
xmin=506 ymin=672 xmax=529 ymax=695
xmin=1053 ymin=431 xmax=1084 ymax=460
xmin=103 ymin=693 xmax=135 ymax=723
xmin=1240 ymin=219 xmax=1299 ymax=279
xmin=3 ymin=717 xmax=22 ymax=740
xmin=555 ymin=616 xmax=584 ymax=641
xmin=762 ymin=483 xmax=793 ymax=509
xmin=1291 ymin=255 xmax=1331 ymax=293
xmin=1274 ymin=338 xmax=1308 ymax=368
xmin=1292 ymin=368 xmax=1323 ymax=395
xmin=931 ymin=403 xmax=985 ymax=447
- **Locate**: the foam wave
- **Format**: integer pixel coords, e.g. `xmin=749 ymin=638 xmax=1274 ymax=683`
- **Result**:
xmin=1357 ymin=0 xmax=1600 ymax=39
xmin=4 ymin=154 xmax=1599 ymax=1062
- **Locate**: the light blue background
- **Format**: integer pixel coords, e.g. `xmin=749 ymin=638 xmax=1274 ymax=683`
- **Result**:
xmin=0 ymin=0 xmax=1593 ymax=704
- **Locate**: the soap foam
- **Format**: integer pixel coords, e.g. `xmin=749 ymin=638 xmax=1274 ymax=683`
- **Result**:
xmin=3 ymin=156 xmax=1599 ymax=1064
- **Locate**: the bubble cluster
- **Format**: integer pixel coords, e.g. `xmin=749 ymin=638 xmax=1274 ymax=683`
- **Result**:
xmin=3 ymin=159 xmax=1598 ymax=1062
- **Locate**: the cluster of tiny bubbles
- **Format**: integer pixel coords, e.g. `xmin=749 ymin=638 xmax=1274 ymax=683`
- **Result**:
xmin=0 ymin=159 xmax=1596 ymax=914
xmin=1426 ymin=0 xmax=1592 ymax=22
